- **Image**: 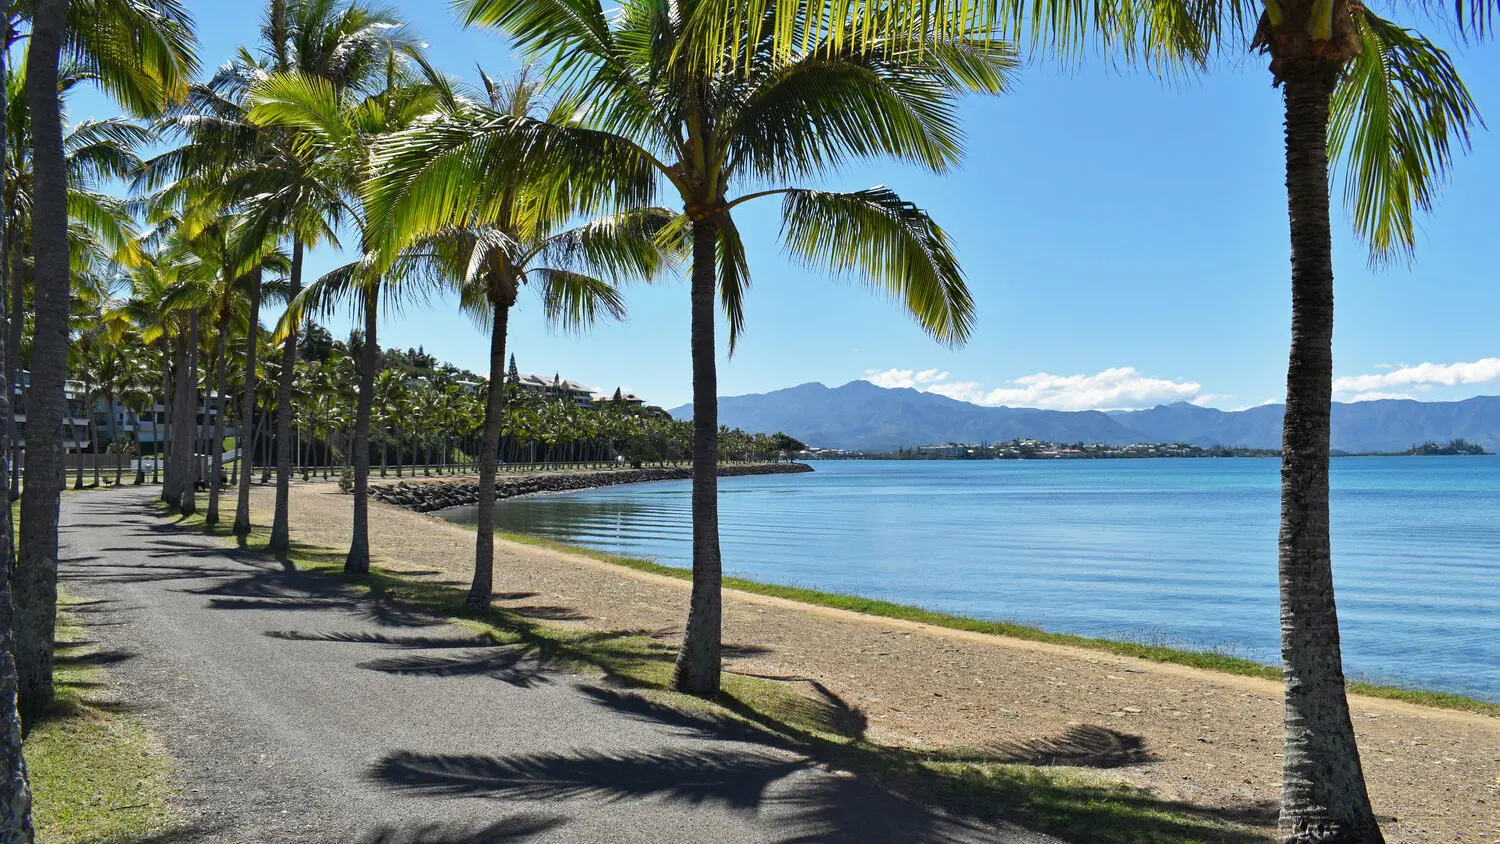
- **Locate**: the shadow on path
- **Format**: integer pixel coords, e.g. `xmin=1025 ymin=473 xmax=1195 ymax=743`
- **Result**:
xmin=357 ymin=815 xmax=568 ymax=844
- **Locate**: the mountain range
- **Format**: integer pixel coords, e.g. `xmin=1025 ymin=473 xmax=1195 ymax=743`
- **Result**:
xmin=669 ymin=380 xmax=1500 ymax=453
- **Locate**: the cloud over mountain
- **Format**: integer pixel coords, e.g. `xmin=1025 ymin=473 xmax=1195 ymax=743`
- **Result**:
xmin=1334 ymin=358 xmax=1500 ymax=396
xmin=862 ymin=366 xmax=1202 ymax=411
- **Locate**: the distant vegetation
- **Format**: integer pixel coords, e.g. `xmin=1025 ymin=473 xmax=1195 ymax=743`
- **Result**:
xmin=808 ymin=439 xmax=1280 ymax=460
xmin=1405 ymin=439 xmax=1489 ymax=456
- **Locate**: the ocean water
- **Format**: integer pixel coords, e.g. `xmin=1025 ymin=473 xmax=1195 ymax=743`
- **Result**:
xmin=441 ymin=457 xmax=1500 ymax=700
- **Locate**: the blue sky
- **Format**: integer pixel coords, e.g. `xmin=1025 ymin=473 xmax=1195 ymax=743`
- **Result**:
xmin=69 ymin=2 xmax=1500 ymax=412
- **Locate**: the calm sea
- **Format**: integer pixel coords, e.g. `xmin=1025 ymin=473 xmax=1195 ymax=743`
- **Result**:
xmin=441 ymin=457 xmax=1500 ymax=700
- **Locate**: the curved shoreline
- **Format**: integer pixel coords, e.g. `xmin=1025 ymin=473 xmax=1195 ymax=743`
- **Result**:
xmin=484 ymin=526 xmax=1498 ymax=717
xmin=369 ymin=462 xmax=814 ymax=513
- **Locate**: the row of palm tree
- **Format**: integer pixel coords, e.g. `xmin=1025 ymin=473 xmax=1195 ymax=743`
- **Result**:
xmin=0 ymin=0 xmax=1489 ymax=840
xmin=61 ymin=318 xmax=785 ymax=483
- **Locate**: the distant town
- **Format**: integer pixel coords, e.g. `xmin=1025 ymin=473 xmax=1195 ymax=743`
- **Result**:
xmin=800 ymin=437 xmax=1491 ymax=460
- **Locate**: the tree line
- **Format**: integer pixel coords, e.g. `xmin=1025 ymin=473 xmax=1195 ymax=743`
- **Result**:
xmin=0 ymin=0 xmax=1489 ymax=841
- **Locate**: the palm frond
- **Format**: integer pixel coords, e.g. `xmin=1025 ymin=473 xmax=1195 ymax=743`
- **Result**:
xmin=455 ymin=0 xmax=618 ymax=81
xmin=717 ymin=215 xmax=752 ymax=351
xmin=682 ymin=0 xmax=1216 ymax=75
xmin=365 ymin=108 xmax=659 ymax=254
xmin=727 ymin=34 xmax=1017 ymax=181
xmin=246 ymin=71 xmax=353 ymax=150
xmin=535 ymin=267 xmax=627 ymax=334
xmin=68 ymin=189 xmax=145 ymax=266
xmin=779 ymin=186 xmax=972 ymax=345
xmin=1330 ymin=10 xmax=1481 ymax=263
xmin=64 ymin=0 xmax=199 ymax=116
xmin=272 ymin=257 xmax=367 ymax=341
xmin=533 ymin=206 xmax=680 ymax=282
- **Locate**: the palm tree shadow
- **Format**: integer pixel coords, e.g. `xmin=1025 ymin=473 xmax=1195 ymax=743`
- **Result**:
xmin=356 ymin=647 xmax=556 ymax=688
xmin=356 ymin=814 xmax=568 ymax=844
xmin=576 ymin=686 xmax=1271 ymax=844
xmin=371 ymin=746 xmax=809 ymax=811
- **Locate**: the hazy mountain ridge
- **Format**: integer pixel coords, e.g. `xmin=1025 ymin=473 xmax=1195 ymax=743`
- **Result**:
xmin=670 ymin=381 xmax=1500 ymax=452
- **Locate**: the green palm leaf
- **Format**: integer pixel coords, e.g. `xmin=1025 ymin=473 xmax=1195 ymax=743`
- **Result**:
xmin=365 ymin=108 xmax=659 ymax=251
xmin=779 ymin=186 xmax=972 ymax=345
xmin=717 ymin=215 xmax=752 ymax=349
xmin=536 ymin=268 xmax=628 ymax=333
xmin=64 ymin=0 xmax=199 ymax=116
xmin=1330 ymin=10 xmax=1482 ymax=263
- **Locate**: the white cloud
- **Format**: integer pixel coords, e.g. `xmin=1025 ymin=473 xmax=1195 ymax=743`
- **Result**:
xmin=862 ymin=366 xmax=1203 ymax=411
xmin=863 ymin=368 xmax=921 ymax=389
xmin=1347 ymin=391 xmax=1418 ymax=402
xmin=1190 ymin=393 xmax=1232 ymax=407
xmin=1333 ymin=357 xmax=1500 ymax=395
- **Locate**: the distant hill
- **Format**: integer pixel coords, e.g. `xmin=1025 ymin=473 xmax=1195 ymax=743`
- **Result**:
xmin=670 ymin=381 xmax=1500 ymax=453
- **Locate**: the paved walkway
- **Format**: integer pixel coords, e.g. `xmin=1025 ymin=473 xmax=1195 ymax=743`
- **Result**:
xmin=60 ymin=487 xmax=1059 ymax=844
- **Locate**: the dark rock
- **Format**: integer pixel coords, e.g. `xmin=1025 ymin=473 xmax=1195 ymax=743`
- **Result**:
xmin=369 ymin=463 xmax=814 ymax=514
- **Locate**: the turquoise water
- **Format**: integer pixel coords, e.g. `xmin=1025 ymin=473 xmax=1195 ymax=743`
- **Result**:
xmin=449 ymin=457 xmax=1500 ymax=700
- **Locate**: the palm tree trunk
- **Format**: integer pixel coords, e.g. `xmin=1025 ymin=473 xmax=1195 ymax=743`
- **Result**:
xmin=673 ymin=218 xmax=722 ymax=696
xmin=1276 ymin=68 xmax=1384 ymax=844
xmin=178 ymin=313 xmax=201 ymax=515
xmin=108 ymin=391 xmax=122 ymax=486
xmin=70 ymin=391 xmax=84 ymax=490
xmin=234 ymin=269 xmax=261 ymax=536
xmin=5 ymin=239 xmax=20 ymax=504
xmin=16 ymin=0 xmax=72 ymax=716
xmin=85 ymin=380 xmax=100 ymax=487
xmin=205 ymin=325 xmax=229 ymax=526
xmin=467 ymin=298 xmax=509 ymax=611
xmin=258 ymin=410 xmax=271 ymax=484
xmin=269 ymin=239 xmax=303 ymax=556
xmin=345 ymin=292 xmax=378 ymax=575
xmin=156 ymin=349 xmax=169 ymax=490
xmin=0 ymin=27 xmax=35 ymax=834
xmin=165 ymin=338 xmax=190 ymax=504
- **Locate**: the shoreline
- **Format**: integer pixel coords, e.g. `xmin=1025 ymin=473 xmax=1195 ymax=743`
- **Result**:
xmin=369 ymin=462 xmax=814 ymax=513
xmin=493 ymin=528 xmax=1500 ymax=718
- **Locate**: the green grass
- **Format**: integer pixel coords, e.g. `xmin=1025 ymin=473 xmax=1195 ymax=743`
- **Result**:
xmin=496 ymin=531 xmax=1500 ymax=719
xmin=27 ymin=594 xmax=174 ymax=844
xmin=152 ymin=503 xmax=1268 ymax=844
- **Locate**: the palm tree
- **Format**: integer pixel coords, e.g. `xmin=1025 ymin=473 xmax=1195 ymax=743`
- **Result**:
xmin=371 ymin=67 xmax=673 ymax=611
xmin=371 ymin=368 xmax=405 ymax=477
xmin=186 ymin=0 xmax=418 ymax=556
xmin=0 ymin=14 xmax=31 ymax=839
xmin=378 ymin=0 xmax=1002 ymax=694
xmin=1244 ymin=7 xmax=1482 ymax=839
xmin=15 ymin=0 xmax=196 ymax=713
xmin=248 ymin=40 xmax=444 ymax=576
xmin=123 ymin=259 xmax=184 ymax=492
xmin=686 ymin=0 xmax=1487 ymax=830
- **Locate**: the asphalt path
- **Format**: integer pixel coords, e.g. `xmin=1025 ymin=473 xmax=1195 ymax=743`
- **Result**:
xmin=59 ymin=486 xmax=1061 ymax=844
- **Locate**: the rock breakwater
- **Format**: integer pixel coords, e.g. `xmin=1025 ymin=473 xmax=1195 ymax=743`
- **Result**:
xmin=369 ymin=462 xmax=814 ymax=513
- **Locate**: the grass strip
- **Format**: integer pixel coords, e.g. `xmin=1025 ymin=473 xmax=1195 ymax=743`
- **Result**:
xmin=496 ymin=531 xmax=1500 ymax=718
xmin=28 ymin=593 xmax=174 ymax=844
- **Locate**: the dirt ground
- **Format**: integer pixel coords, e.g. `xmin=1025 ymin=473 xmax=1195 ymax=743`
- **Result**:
xmin=250 ymin=481 xmax=1499 ymax=843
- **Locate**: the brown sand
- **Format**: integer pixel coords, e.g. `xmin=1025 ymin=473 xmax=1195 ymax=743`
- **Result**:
xmin=249 ymin=481 xmax=1499 ymax=843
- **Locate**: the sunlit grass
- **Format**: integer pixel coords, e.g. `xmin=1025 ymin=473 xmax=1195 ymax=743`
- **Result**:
xmin=28 ymin=594 xmax=174 ymax=844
